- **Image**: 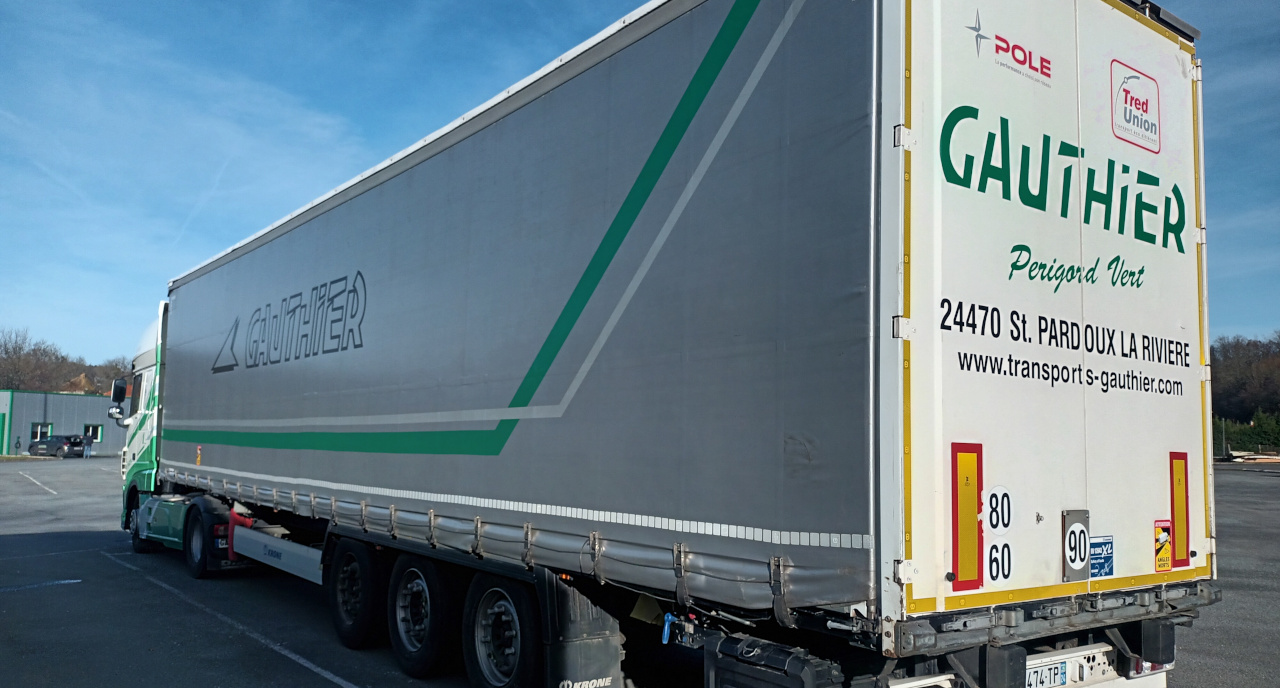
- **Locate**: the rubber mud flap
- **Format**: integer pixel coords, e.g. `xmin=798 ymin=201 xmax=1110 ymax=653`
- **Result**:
xmin=981 ymin=644 xmax=1026 ymax=688
xmin=1141 ymin=619 xmax=1176 ymax=665
xmin=538 ymin=570 xmax=624 ymax=688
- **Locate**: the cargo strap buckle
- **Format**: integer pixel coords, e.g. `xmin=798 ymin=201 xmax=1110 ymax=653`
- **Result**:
xmin=521 ymin=522 xmax=534 ymax=568
xmin=673 ymin=543 xmax=691 ymax=607
xmin=771 ymin=556 xmax=797 ymax=628
xmin=589 ymin=531 xmax=605 ymax=583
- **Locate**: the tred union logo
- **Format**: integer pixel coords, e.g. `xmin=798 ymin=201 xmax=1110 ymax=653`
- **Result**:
xmin=1111 ymin=60 xmax=1161 ymax=153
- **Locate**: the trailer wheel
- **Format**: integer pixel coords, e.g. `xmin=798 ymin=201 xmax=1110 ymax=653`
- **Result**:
xmin=327 ymin=538 xmax=386 ymax=649
xmin=386 ymin=555 xmax=458 ymax=677
xmin=462 ymin=574 xmax=540 ymax=688
xmin=184 ymin=509 xmax=211 ymax=578
xmin=130 ymin=508 xmax=161 ymax=554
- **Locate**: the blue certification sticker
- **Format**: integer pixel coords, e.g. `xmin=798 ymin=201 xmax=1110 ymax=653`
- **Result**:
xmin=1090 ymin=535 xmax=1114 ymax=578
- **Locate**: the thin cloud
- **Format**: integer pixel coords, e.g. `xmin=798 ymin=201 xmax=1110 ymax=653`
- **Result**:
xmin=0 ymin=1 xmax=373 ymax=361
xmin=172 ymin=156 xmax=232 ymax=247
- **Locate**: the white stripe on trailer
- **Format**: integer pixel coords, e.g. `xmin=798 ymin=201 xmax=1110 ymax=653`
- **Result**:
xmin=164 ymin=459 xmax=871 ymax=550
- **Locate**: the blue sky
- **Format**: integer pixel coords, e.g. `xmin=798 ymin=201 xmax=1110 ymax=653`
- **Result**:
xmin=0 ymin=0 xmax=1275 ymax=363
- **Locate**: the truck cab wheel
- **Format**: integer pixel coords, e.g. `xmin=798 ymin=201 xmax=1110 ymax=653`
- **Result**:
xmin=327 ymin=538 xmax=386 ymax=649
xmin=462 ymin=574 xmax=540 ymax=688
xmin=387 ymin=555 xmax=459 ymax=677
xmin=184 ymin=509 xmax=211 ymax=578
xmin=131 ymin=508 xmax=161 ymax=554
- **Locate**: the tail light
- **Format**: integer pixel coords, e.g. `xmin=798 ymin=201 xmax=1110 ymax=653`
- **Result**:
xmin=213 ymin=524 xmax=228 ymax=538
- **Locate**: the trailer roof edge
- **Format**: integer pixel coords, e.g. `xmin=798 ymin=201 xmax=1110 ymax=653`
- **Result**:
xmin=169 ymin=0 xmax=695 ymax=291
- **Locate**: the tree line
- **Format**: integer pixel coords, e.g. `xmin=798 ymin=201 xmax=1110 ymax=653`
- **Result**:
xmin=0 ymin=328 xmax=128 ymax=395
xmin=1211 ymin=331 xmax=1280 ymax=454
xmin=1 ymin=324 xmax=1276 ymax=451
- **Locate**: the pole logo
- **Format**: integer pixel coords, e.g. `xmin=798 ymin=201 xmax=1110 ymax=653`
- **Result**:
xmin=1111 ymin=60 xmax=1161 ymax=153
xmin=965 ymin=10 xmax=1051 ymax=88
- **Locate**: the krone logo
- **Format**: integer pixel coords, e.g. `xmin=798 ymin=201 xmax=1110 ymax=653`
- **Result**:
xmin=560 ymin=678 xmax=613 ymax=688
xmin=1111 ymin=60 xmax=1161 ymax=153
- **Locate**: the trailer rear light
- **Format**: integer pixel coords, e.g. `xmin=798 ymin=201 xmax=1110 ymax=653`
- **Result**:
xmin=213 ymin=524 xmax=228 ymax=538
xmin=1127 ymin=660 xmax=1173 ymax=678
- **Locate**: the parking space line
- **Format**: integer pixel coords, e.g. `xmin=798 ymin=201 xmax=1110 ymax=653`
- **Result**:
xmin=18 ymin=472 xmax=57 ymax=494
xmin=0 ymin=579 xmax=82 ymax=593
xmin=101 ymin=552 xmax=359 ymax=688
xmin=0 ymin=547 xmax=122 ymax=562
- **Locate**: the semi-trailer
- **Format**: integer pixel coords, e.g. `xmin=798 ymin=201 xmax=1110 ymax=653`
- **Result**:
xmin=111 ymin=0 xmax=1218 ymax=686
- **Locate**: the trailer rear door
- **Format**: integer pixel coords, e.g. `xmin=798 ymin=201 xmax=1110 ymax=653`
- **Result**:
xmin=899 ymin=0 xmax=1211 ymax=616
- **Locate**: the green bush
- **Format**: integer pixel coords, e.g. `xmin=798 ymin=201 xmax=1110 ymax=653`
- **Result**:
xmin=1212 ymin=410 xmax=1280 ymax=456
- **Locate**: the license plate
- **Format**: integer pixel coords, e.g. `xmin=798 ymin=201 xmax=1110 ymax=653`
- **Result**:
xmin=1026 ymin=662 xmax=1068 ymax=688
xmin=215 ymin=538 xmax=229 ymax=549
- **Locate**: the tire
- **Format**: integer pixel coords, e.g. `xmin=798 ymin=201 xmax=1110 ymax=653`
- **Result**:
xmin=55 ymin=448 xmax=65 ymax=459
xmin=130 ymin=508 xmax=161 ymax=554
xmin=184 ymin=508 xmax=211 ymax=579
xmin=123 ymin=489 xmax=139 ymax=533
xmin=462 ymin=574 xmax=541 ymax=688
xmin=386 ymin=555 xmax=459 ymax=677
xmin=327 ymin=538 xmax=386 ymax=649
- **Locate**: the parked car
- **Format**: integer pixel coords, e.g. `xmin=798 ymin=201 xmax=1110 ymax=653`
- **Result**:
xmin=29 ymin=435 xmax=86 ymax=458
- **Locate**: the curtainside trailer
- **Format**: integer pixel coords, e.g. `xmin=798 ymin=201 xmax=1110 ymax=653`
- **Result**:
xmin=113 ymin=0 xmax=1218 ymax=686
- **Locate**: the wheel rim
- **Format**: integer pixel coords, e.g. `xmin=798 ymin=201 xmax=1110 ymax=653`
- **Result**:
xmin=189 ymin=520 xmax=203 ymax=561
xmin=336 ymin=554 xmax=362 ymax=624
xmin=473 ymin=588 xmax=520 ymax=685
xmin=395 ymin=568 xmax=431 ymax=652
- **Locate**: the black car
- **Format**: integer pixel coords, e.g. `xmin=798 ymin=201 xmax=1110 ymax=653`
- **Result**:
xmin=29 ymin=435 xmax=87 ymax=458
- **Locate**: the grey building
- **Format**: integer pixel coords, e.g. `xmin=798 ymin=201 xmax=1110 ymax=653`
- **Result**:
xmin=0 ymin=391 xmax=128 ymax=457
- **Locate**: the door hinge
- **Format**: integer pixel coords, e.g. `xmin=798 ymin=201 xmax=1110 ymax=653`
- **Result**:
xmin=893 ymin=125 xmax=917 ymax=151
xmin=893 ymin=316 xmax=916 ymax=340
xmin=895 ymin=559 xmax=919 ymax=585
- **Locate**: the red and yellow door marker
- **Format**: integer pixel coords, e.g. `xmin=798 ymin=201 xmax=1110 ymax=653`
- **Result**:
xmin=1170 ymin=452 xmax=1190 ymax=568
xmin=951 ymin=443 xmax=984 ymax=592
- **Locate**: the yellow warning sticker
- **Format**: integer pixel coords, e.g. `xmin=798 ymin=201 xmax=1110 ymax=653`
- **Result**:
xmin=1154 ymin=519 xmax=1172 ymax=572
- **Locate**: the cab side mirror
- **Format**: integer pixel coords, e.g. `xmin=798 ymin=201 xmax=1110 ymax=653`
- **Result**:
xmin=108 ymin=405 xmax=124 ymax=420
xmin=111 ymin=378 xmax=128 ymax=404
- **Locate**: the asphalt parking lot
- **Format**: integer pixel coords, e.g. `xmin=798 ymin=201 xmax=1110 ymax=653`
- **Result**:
xmin=0 ymin=458 xmax=1274 ymax=687
xmin=0 ymin=458 xmax=456 ymax=687
xmin=1167 ymin=463 xmax=1280 ymax=688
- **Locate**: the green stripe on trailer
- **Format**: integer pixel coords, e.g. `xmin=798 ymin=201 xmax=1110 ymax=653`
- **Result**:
xmin=164 ymin=0 xmax=762 ymax=456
